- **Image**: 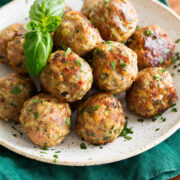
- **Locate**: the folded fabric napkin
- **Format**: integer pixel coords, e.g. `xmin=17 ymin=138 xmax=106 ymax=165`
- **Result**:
xmin=0 ymin=0 xmax=180 ymax=180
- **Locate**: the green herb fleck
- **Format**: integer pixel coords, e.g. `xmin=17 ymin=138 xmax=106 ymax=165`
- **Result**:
xmin=156 ymin=128 xmax=160 ymax=131
xmin=159 ymin=59 xmax=163 ymax=64
xmin=104 ymin=0 xmax=110 ymax=4
xmin=81 ymin=104 xmax=88 ymax=114
xmin=40 ymin=147 xmax=49 ymax=151
xmin=55 ymin=151 xmax=61 ymax=153
xmin=80 ymin=143 xmax=87 ymax=150
xmin=92 ymin=105 xmax=100 ymax=111
xmin=111 ymin=62 xmax=117 ymax=71
xmin=146 ymin=29 xmax=152 ymax=36
xmin=175 ymin=39 xmax=180 ymax=43
xmin=152 ymin=113 xmax=162 ymax=121
xmin=33 ymin=112 xmax=38 ymax=119
xmin=75 ymin=60 xmax=82 ymax=67
xmin=137 ymin=119 xmax=144 ymax=123
xmin=66 ymin=117 xmax=71 ymax=126
xmin=171 ymin=108 xmax=177 ymax=112
xmin=53 ymin=154 xmax=58 ymax=158
xmin=164 ymin=49 xmax=170 ymax=54
xmin=11 ymin=85 xmax=21 ymax=94
xmin=40 ymin=151 xmax=47 ymax=154
xmin=65 ymin=48 xmax=72 ymax=56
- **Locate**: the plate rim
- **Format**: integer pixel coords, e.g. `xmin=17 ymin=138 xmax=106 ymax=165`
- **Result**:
xmin=0 ymin=0 xmax=180 ymax=166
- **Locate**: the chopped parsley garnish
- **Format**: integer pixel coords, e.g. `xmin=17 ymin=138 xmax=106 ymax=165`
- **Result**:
xmin=161 ymin=68 xmax=167 ymax=73
xmin=40 ymin=147 xmax=49 ymax=151
xmin=156 ymin=128 xmax=160 ymax=131
xmin=171 ymin=108 xmax=177 ymax=112
xmin=159 ymin=59 xmax=163 ymax=64
xmin=106 ymin=41 xmax=112 ymax=45
xmin=120 ymin=121 xmax=133 ymax=140
xmin=11 ymin=85 xmax=21 ymax=94
xmin=160 ymin=117 xmax=166 ymax=122
xmin=146 ymin=29 xmax=152 ymax=36
xmin=104 ymin=136 xmax=111 ymax=141
xmin=66 ymin=117 xmax=71 ymax=126
xmin=81 ymin=104 xmax=88 ymax=114
xmin=92 ymin=105 xmax=100 ymax=111
xmin=75 ymin=60 xmax=82 ymax=67
xmin=53 ymin=159 xmax=57 ymax=163
xmin=40 ymin=151 xmax=47 ymax=154
xmin=33 ymin=112 xmax=38 ymax=119
xmin=65 ymin=61 xmax=69 ymax=65
xmin=53 ymin=154 xmax=58 ymax=158
xmin=137 ymin=119 xmax=144 ymax=123
xmin=153 ymin=76 xmax=160 ymax=80
xmin=12 ymin=134 xmax=17 ymax=137
xmin=55 ymin=151 xmax=61 ymax=153
xmin=164 ymin=49 xmax=170 ymax=54
xmin=75 ymin=29 xmax=80 ymax=33
xmin=111 ymin=62 xmax=117 ymax=71
xmin=80 ymin=143 xmax=87 ymax=150
xmin=32 ymin=99 xmax=39 ymax=104
xmin=152 ymin=113 xmax=162 ymax=121
xmin=120 ymin=60 xmax=127 ymax=69
xmin=170 ymin=104 xmax=176 ymax=107
xmin=65 ymin=48 xmax=72 ymax=56
xmin=175 ymin=39 xmax=180 ymax=43
xmin=104 ymin=0 xmax=110 ymax=4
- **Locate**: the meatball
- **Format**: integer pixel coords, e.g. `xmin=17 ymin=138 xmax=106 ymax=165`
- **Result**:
xmin=92 ymin=41 xmax=138 ymax=94
xmin=128 ymin=25 xmax=175 ymax=70
xmin=0 ymin=24 xmax=26 ymax=64
xmin=65 ymin=5 xmax=72 ymax=13
xmin=126 ymin=67 xmax=177 ymax=118
xmin=8 ymin=33 xmax=28 ymax=75
xmin=40 ymin=50 xmax=93 ymax=102
xmin=81 ymin=0 xmax=138 ymax=42
xmin=54 ymin=11 xmax=103 ymax=56
xmin=0 ymin=73 xmax=36 ymax=122
xmin=20 ymin=94 xmax=71 ymax=147
xmin=76 ymin=93 xmax=126 ymax=145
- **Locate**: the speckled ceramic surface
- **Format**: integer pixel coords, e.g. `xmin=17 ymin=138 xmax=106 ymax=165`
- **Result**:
xmin=0 ymin=0 xmax=180 ymax=166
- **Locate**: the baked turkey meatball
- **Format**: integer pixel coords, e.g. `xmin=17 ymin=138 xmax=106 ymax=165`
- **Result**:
xmin=128 ymin=25 xmax=175 ymax=70
xmin=40 ymin=50 xmax=93 ymax=102
xmin=8 ymin=33 xmax=28 ymax=75
xmin=92 ymin=41 xmax=138 ymax=94
xmin=81 ymin=0 xmax=138 ymax=42
xmin=0 ymin=24 xmax=26 ymax=64
xmin=0 ymin=73 xmax=36 ymax=122
xmin=20 ymin=94 xmax=71 ymax=147
xmin=54 ymin=11 xmax=103 ymax=56
xmin=76 ymin=93 xmax=126 ymax=145
xmin=126 ymin=67 xmax=177 ymax=118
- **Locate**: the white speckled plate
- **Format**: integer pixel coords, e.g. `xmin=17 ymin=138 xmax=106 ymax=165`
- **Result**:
xmin=0 ymin=0 xmax=180 ymax=166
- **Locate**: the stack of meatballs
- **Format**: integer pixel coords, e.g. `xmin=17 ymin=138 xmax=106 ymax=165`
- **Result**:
xmin=0 ymin=0 xmax=177 ymax=147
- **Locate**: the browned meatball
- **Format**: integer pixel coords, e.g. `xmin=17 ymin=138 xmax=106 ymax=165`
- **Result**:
xmin=54 ymin=11 xmax=103 ymax=56
xmin=128 ymin=25 xmax=175 ymax=70
xmin=126 ymin=67 xmax=177 ymax=118
xmin=76 ymin=93 xmax=126 ymax=145
xmin=20 ymin=94 xmax=71 ymax=147
xmin=81 ymin=0 xmax=138 ymax=42
xmin=40 ymin=50 xmax=93 ymax=102
xmin=8 ymin=33 xmax=28 ymax=75
xmin=92 ymin=41 xmax=138 ymax=94
xmin=0 ymin=24 xmax=26 ymax=64
xmin=0 ymin=73 xmax=36 ymax=122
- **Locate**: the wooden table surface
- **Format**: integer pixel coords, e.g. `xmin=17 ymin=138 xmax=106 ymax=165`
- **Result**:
xmin=161 ymin=1 xmax=180 ymax=180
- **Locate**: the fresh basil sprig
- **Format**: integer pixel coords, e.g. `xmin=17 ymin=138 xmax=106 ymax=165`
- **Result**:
xmin=24 ymin=32 xmax=53 ymax=77
xmin=24 ymin=0 xmax=65 ymax=77
xmin=29 ymin=0 xmax=65 ymax=21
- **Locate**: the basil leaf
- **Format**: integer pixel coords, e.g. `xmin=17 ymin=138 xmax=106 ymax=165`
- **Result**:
xmin=29 ymin=0 xmax=65 ymax=21
xmin=25 ymin=20 xmax=43 ymax=32
xmin=24 ymin=31 xmax=53 ymax=77
xmin=42 ymin=16 xmax=62 ymax=32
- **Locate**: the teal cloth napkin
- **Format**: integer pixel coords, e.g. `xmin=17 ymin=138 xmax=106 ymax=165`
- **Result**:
xmin=0 ymin=0 xmax=180 ymax=180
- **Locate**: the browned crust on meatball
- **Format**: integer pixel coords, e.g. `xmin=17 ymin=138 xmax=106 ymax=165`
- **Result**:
xmin=20 ymin=94 xmax=71 ymax=147
xmin=128 ymin=25 xmax=175 ymax=70
xmin=126 ymin=67 xmax=178 ymax=118
xmin=92 ymin=41 xmax=138 ymax=94
xmin=54 ymin=11 xmax=103 ymax=56
xmin=76 ymin=93 xmax=126 ymax=145
xmin=40 ymin=50 xmax=93 ymax=102
xmin=8 ymin=33 xmax=28 ymax=75
xmin=83 ymin=0 xmax=138 ymax=42
xmin=0 ymin=24 xmax=26 ymax=65
xmin=0 ymin=73 xmax=36 ymax=122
